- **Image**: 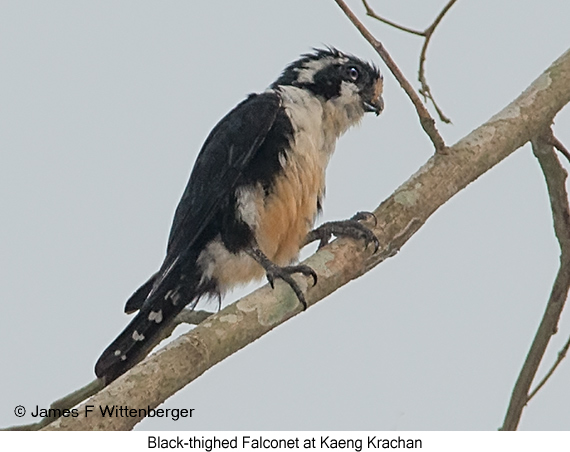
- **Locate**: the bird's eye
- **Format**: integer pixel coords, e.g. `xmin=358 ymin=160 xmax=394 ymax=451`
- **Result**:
xmin=347 ymin=66 xmax=359 ymax=81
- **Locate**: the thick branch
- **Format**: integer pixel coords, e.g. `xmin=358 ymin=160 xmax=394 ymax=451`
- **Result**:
xmin=43 ymin=48 xmax=570 ymax=431
xmin=500 ymin=130 xmax=570 ymax=431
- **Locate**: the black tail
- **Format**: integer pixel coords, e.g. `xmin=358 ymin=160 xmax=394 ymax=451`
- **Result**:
xmin=95 ymin=273 xmax=198 ymax=384
xmin=124 ymin=273 xmax=157 ymax=314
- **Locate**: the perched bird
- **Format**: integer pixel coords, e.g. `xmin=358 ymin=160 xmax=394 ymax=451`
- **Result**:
xmin=95 ymin=47 xmax=384 ymax=384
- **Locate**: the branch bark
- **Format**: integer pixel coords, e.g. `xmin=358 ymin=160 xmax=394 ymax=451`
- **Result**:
xmin=43 ymin=48 xmax=570 ymax=431
xmin=500 ymin=130 xmax=570 ymax=431
xmin=527 ymin=334 xmax=570 ymax=403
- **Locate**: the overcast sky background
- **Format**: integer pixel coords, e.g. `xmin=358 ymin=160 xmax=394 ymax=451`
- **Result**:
xmin=1 ymin=1 xmax=570 ymax=431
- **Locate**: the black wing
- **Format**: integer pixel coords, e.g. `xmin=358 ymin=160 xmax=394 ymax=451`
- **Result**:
xmin=125 ymin=92 xmax=282 ymax=312
xmin=96 ymin=93 xmax=283 ymax=382
xmin=167 ymin=93 xmax=280 ymax=257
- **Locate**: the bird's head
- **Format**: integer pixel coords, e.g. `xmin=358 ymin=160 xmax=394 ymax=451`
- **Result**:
xmin=272 ymin=47 xmax=384 ymax=118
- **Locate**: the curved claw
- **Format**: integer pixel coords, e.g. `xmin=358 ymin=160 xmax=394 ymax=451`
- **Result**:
xmin=266 ymin=273 xmax=276 ymax=289
xmin=307 ymin=212 xmax=380 ymax=254
xmin=294 ymin=264 xmax=318 ymax=286
xmin=368 ymin=233 xmax=380 ymax=254
xmin=344 ymin=221 xmax=379 ymax=253
xmin=248 ymin=247 xmax=315 ymax=310
xmin=264 ymin=264 xmax=317 ymax=310
xmin=319 ymin=235 xmax=332 ymax=250
xmin=351 ymin=210 xmax=378 ymax=227
xmin=275 ymin=264 xmax=316 ymax=309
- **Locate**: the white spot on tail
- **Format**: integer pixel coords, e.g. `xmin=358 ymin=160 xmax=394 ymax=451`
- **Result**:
xmin=132 ymin=330 xmax=145 ymax=341
xmin=114 ymin=349 xmax=121 ymax=357
xmin=148 ymin=309 xmax=163 ymax=323
xmin=121 ymin=354 xmax=127 ymax=361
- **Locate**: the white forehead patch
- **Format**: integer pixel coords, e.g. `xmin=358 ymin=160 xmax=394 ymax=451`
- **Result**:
xmin=295 ymin=56 xmax=348 ymax=84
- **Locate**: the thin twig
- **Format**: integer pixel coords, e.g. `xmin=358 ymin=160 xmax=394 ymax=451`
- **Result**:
xmin=2 ymin=379 xmax=103 ymax=431
xmin=334 ymin=0 xmax=447 ymax=153
xmin=550 ymin=134 xmax=570 ymax=163
xmin=362 ymin=0 xmax=424 ymax=36
xmin=362 ymin=0 xmax=456 ymax=123
xmin=525 ymin=135 xmax=570 ymax=401
xmin=527 ymin=334 xmax=570 ymax=402
xmin=418 ymin=1 xmax=456 ymax=123
xmin=500 ymin=129 xmax=570 ymax=431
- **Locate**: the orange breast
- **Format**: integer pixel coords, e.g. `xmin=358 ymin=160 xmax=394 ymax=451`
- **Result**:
xmin=256 ymin=153 xmax=324 ymax=266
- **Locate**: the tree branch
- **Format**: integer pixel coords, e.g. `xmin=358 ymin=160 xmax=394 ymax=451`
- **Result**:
xmin=362 ymin=0 xmax=424 ymax=36
xmin=527 ymin=334 xmax=570 ymax=403
xmin=417 ymin=0 xmax=457 ymax=124
xmin=2 ymin=379 xmax=103 ymax=431
xmin=40 ymin=47 xmax=570 ymax=431
xmin=3 ymin=309 xmax=212 ymax=431
xmin=550 ymin=134 xmax=570 ymax=163
xmin=333 ymin=0 xmax=448 ymax=152
xmin=500 ymin=130 xmax=570 ymax=431
xmin=362 ymin=0 xmax=457 ymax=123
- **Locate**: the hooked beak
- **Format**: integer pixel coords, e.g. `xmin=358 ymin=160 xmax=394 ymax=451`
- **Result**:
xmin=363 ymin=95 xmax=384 ymax=116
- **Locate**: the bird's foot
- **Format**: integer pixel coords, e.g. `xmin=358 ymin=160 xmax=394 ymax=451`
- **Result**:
xmin=265 ymin=263 xmax=317 ymax=310
xmin=247 ymin=247 xmax=317 ymax=310
xmin=306 ymin=211 xmax=379 ymax=252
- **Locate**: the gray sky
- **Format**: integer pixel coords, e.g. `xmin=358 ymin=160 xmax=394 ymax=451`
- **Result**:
xmin=1 ymin=1 xmax=569 ymax=431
